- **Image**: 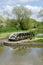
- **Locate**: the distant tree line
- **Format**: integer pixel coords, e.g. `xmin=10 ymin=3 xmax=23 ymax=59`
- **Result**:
xmin=0 ymin=6 xmax=43 ymax=32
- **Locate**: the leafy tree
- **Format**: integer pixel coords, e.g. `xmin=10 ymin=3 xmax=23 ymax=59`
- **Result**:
xmin=13 ymin=6 xmax=32 ymax=29
xmin=6 ymin=19 xmax=20 ymax=30
xmin=31 ymin=19 xmax=38 ymax=28
xmin=20 ymin=17 xmax=31 ymax=30
xmin=38 ymin=8 xmax=43 ymax=21
xmin=0 ymin=16 xmax=6 ymax=28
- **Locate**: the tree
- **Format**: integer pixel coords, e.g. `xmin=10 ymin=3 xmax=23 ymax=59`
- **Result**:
xmin=13 ymin=6 xmax=32 ymax=29
xmin=20 ymin=17 xmax=31 ymax=30
xmin=38 ymin=8 xmax=43 ymax=21
xmin=6 ymin=19 xmax=20 ymax=29
xmin=0 ymin=16 xmax=6 ymax=28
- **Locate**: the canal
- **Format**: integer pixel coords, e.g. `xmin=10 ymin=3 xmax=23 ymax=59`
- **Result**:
xmin=0 ymin=45 xmax=43 ymax=65
xmin=0 ymin=30 xmax=43 ymax=65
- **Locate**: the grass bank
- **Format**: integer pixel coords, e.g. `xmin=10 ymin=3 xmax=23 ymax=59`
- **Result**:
xmin=32 ymin=39 xmax=43 ymax=43
xmin=0 ymin=30 xmax=43 ymax=43
xmin=0 ymin=29 xmax=34 ymax=40
xmin=0 ymin=30 xmax=29 ymax=39
xmin=0 ymin=32 xmax=12 ymax=39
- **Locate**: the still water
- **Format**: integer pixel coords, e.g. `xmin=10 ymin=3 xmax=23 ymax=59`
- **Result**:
xmin=0 ymin=45 xmax=43 ymax=65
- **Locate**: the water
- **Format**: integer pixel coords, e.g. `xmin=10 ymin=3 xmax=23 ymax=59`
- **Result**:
xmin=37 ymin=33 xmax=43 ymax=36
xmin=0 ymin=45 xmax=43 ymax=65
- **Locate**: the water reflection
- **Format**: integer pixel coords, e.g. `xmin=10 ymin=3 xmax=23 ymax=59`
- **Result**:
xmin=0 ymin=45 xmax=43 ymax=65
xmin=37 ymin=33 xmax=43 ymax=36
xmin=37 ymin=48 xmax=43 ymax=61
xmin=13 ymin=46 xmax=31 ymax=56
xmin=0 ymin=46 xmax=4 ymax=55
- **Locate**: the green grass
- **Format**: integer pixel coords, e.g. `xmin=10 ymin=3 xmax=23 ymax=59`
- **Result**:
xmin=0 ymin=28 xmax=34 ymax=40
xmin=0 ymin=27 xmax=21 ymax=33
xmin=33 ymin=39 xmax=43 ymax=42
xmin=0 ymin=30 xmax=29 ymax=39
xmin=0 ymin=32 xmax=11 ymax=39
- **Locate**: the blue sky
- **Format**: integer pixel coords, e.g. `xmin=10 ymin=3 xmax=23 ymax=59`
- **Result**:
xmin=0 ymin=0 xmax=43 ymax=21
xmin=0 ymin=0 xmax=43 ymax=7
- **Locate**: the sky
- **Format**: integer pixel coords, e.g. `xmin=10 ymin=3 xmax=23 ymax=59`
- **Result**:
xmin=0 ymin=0 xmax=43 ymax=21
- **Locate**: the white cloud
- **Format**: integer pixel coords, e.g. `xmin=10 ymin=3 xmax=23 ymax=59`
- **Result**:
xmin=25 ymin=5 xmax=42 ymax=21
xmin=0 ymin=5 xmax=14 ymax=19
xmin=26 ymin=5 xmax=42 ymax=13
xmin=0 ymin=4 xmax=42 ymax=21
xmin=0 ymin=9 xmax=3 ymax=15
xmin=4 ymin=5 xmax=13 ymax=12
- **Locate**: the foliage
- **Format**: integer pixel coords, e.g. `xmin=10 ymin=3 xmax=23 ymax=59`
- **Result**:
xmin=20 ymin=17 xmax=31 ymax=30
xmin=0 ymin=6 xmax=43 ymax=32
xmin=0 ymin=16 xmax=43 ymax=33
xmin=13 ymin=6 xmax=32 ymax=20
xmin=13 ymin=6 xmax=32 ymax=29
xmin=38 ymin=8 xmax=43 ymax=21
